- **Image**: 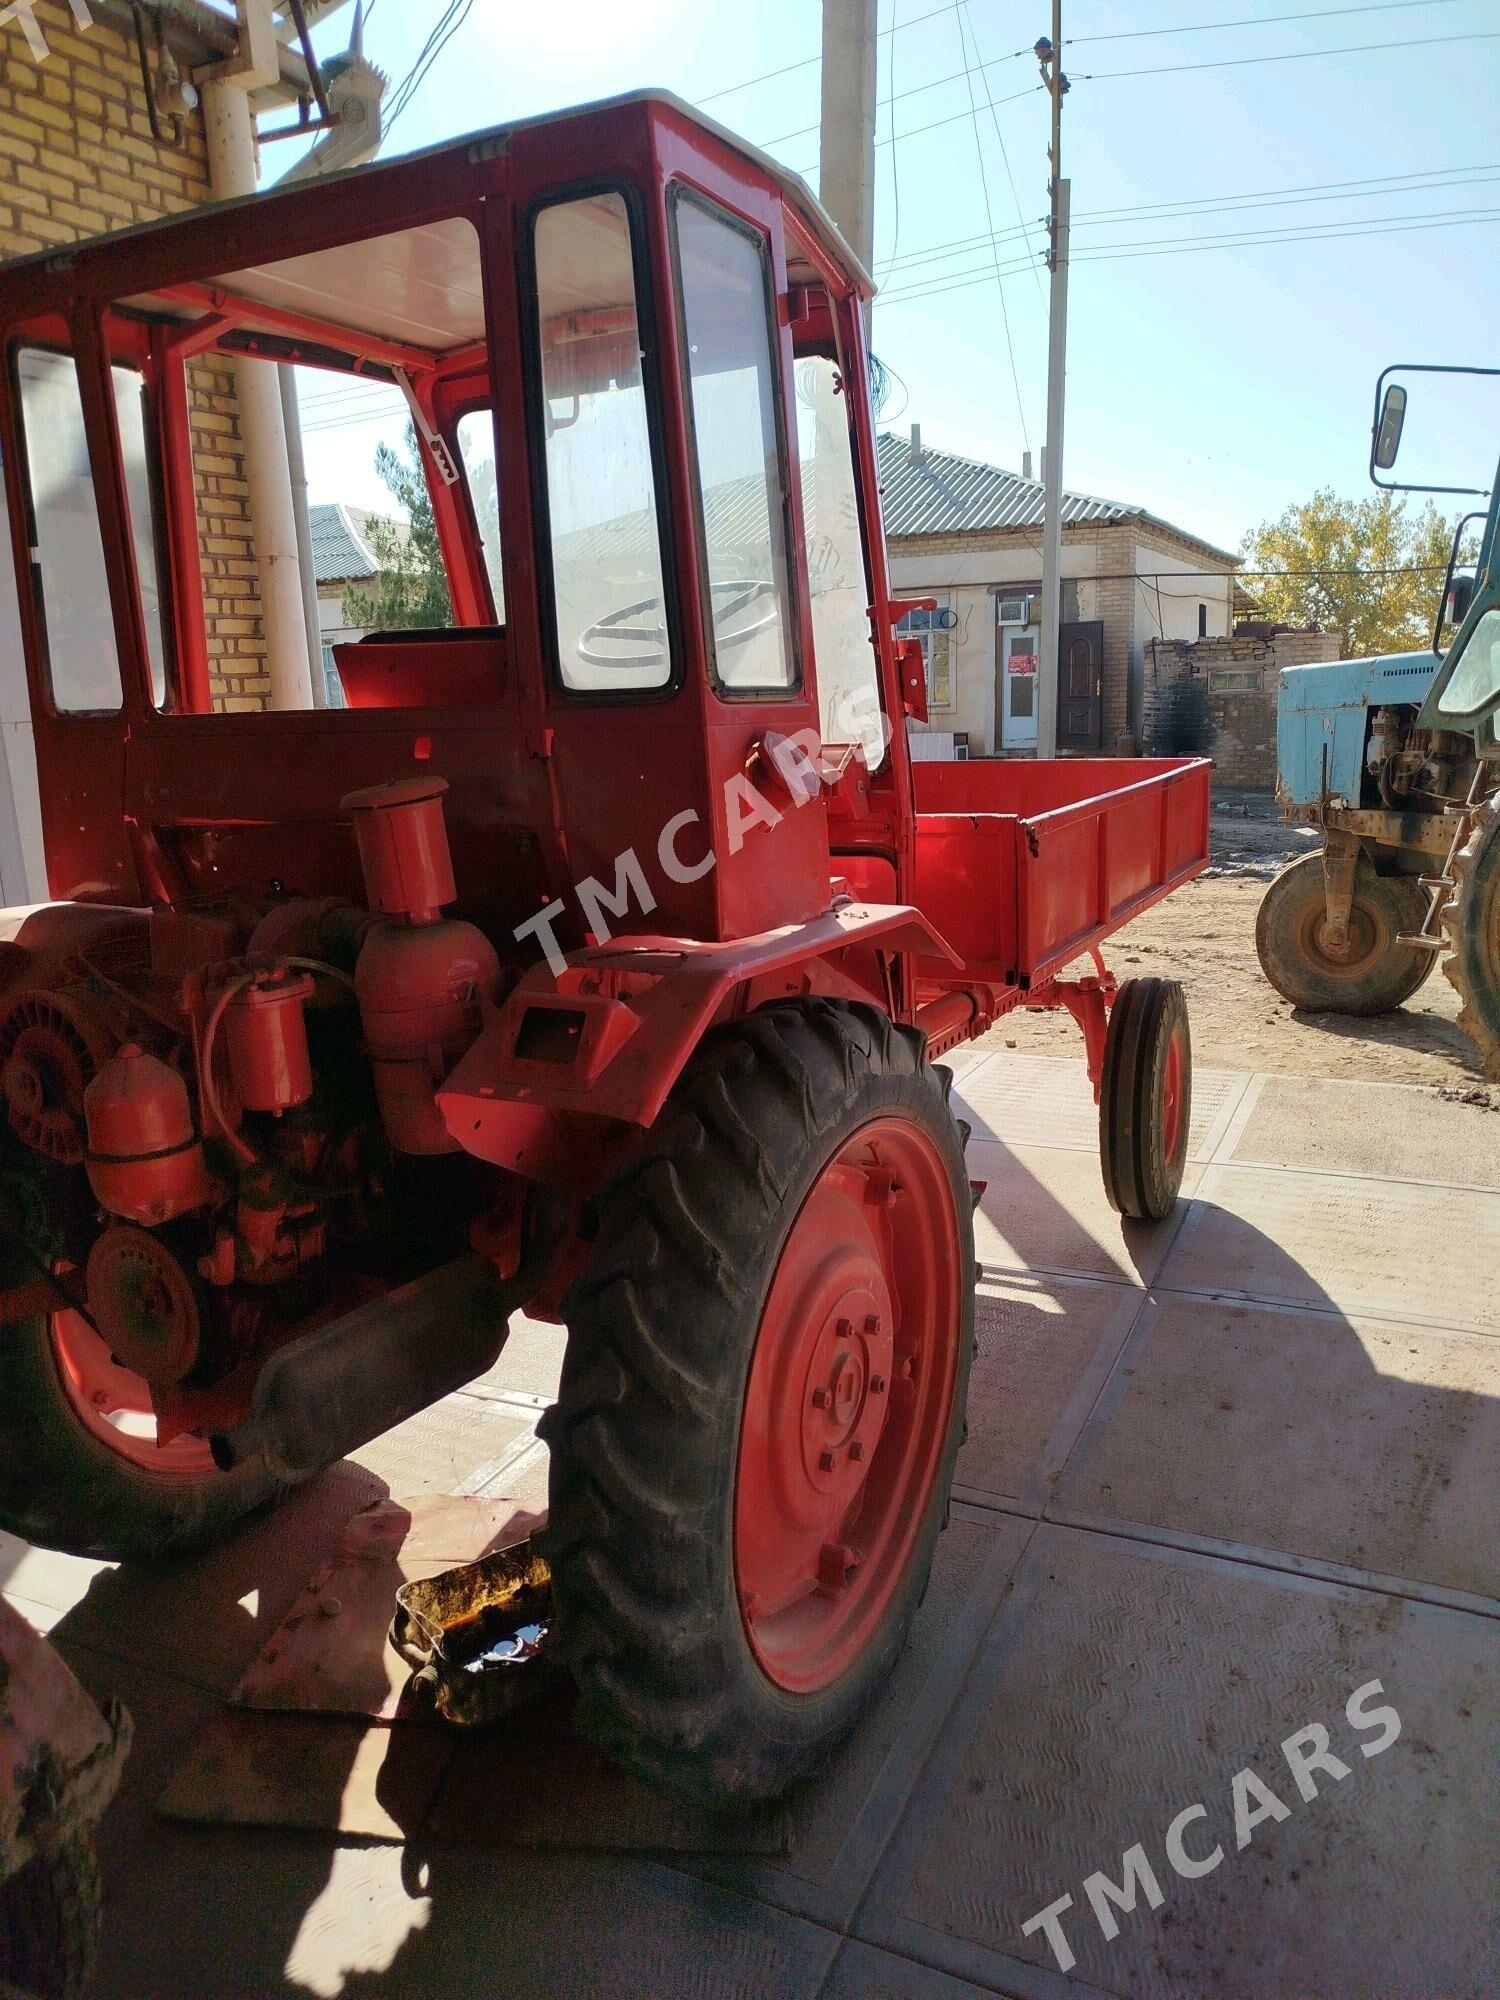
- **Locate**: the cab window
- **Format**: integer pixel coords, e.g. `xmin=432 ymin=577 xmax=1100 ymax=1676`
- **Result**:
xmin=1435 ymin=606 xmax=1500 ymax=719
xmin=15 ymin=347 xmax=166 ymax=712
xmin=673 ymin=193 xmax=797 ymax=695
xmin=794 ymin=353 xmax=880 ymax=758
xmin=532 ymin=190 xmax=671 ymax=694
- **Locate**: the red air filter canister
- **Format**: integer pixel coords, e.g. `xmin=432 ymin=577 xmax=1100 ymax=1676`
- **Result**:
xmin=342 ymin=777 xmax=456 ymax=926
xmin=224 ymin=967 xmax=315 ymax=1114
xmin=84 ymin=1045 xmax=212 ymax=1225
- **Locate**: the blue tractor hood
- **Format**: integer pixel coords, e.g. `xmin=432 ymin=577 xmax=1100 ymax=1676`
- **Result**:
xmin=1276 ymin=648 xmax=1435 ymax=811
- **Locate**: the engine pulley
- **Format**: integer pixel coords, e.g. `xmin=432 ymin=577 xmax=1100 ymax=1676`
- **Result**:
xmin=85 ymin=1224 xmax=205 ymax=1389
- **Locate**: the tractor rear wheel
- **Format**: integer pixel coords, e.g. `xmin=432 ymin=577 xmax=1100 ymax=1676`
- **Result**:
xmin=540 ymin=999 xmax=975 ymax=1806
xmin=0 ymin=1291 xmax=284 ymax=1560
xmin=1256 ymin=851 xmax=1430 ymax=1014
xmin=1442 ymin=789 xmax=1500 ymax=1079
xmin=1100 ymin=977 xmax=1192 ymax=1222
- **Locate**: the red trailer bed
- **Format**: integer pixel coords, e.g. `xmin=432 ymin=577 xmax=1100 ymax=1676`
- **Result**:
xmin=910 ymin=756 xmax=1211 ymax=996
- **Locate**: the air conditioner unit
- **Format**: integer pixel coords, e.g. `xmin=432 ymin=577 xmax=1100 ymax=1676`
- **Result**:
xmin=996 ymin=595 xmax=1032 ymax=627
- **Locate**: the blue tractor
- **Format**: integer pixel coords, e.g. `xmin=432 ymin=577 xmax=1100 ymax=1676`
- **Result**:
xmin=1257 ymin=365 xmax=1500 ymax=1071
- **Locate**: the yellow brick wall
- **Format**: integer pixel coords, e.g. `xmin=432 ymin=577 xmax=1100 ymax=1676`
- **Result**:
xmin=0 ymin=0 xmax=268 ymax=707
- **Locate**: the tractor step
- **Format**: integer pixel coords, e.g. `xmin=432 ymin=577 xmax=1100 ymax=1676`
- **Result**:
xmin=1398 ymin=932 xmax=1447 ymax=952
xmin=1418 ymin=876 xmax=1455 ymax=893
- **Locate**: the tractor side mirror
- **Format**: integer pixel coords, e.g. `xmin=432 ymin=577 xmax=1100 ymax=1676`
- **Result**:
xmin=1447 ymin=573 xmax=1475 ymax=627
xmin=1373 ymin=382 xmax=1407 ymax=470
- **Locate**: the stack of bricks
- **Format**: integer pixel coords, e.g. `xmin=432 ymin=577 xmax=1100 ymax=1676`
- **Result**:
xmin=0 ymin=0 xmax=268 ymax=708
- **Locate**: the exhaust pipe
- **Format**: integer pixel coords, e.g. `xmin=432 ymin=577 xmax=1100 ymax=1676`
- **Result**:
xmin=211 ymin=1253 xmax=520 ymax=1484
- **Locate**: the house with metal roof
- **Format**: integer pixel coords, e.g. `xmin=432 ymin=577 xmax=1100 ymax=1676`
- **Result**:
xmin=877 ymin=429 xmax=1240 ymax=757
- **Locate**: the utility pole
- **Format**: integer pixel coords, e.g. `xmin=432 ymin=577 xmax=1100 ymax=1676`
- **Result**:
xmin=819 ymin=0 xmax=878 ymax=277
xmin=1036 ymin=4 xmax=1069 ymax=759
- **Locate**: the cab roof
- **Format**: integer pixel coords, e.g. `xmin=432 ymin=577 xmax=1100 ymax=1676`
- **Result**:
xmin=0 ymin=89 xmax=873 ymax=334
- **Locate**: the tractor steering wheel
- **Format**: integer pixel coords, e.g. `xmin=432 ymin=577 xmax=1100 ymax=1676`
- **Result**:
xmin=578 ymin=579 xmax=778 ymax=673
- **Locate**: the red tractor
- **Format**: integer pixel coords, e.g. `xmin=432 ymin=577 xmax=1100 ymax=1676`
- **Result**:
xmin=0 ymin=92 xmax=1208 ymax=1804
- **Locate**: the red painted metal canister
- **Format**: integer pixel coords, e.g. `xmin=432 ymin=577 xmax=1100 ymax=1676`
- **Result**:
xmin=355 ymin=918 xmax=500 ymax=1154
xmin=342 ymin=777 xmax=456 ymax=925
xmin=224 ymin=967 xmax=315 ymax=1113
xmin=84 ymin=1045 xmax=212 ymax=1225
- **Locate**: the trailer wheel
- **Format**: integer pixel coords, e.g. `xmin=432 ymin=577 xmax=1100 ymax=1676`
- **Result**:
xmin=1100 ymin=978 xmax=1192 ymax=1221
xmin=0 ymin=1838 xmax=101 ymax=2000
xmin=0 ymin=1291 xmax=285 ymax=1561
xmin=541 ymin=999 xmax=975 ymax=1806
xmin=1256 ymin=852 xmax=1430 ymax=1014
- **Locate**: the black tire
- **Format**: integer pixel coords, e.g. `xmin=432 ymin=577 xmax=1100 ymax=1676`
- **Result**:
xmin=1255 ymin=851 xmax=1431 ymax=1014
xmin=0 ymin=1218 xmax=286 ymax=1559
xmin=539 ymin=999 xmax=975 ymax=1807
xmin=1100 ymin=977 xmax=1192 ymax=1222
xmin=0 ymin=1839 xmax=101 ymax=2000
xmin=1442 ymin=789 xmax=1500 ymax=1078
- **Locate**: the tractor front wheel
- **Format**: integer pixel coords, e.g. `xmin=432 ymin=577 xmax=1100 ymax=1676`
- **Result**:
xmin=0 ymin=1302 xmax=285 ymax=1561
xmin=540 ymin=1000 xmax=975 ymax=1806
xmin=1256 ymin=851 xmax=1430 ymax=1014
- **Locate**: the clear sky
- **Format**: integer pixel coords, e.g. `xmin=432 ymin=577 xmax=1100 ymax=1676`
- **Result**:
xmin=289 ymin=0 xmax=1500 ymax=555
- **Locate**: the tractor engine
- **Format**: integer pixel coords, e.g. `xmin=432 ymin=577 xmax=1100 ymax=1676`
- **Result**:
xmin=1366 ymin=707 xmax=1479 ymax=814
xmin=0 ymin=778 xmax=504 ymax=1439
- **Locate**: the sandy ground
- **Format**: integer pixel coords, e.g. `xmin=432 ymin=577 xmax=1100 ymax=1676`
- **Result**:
xmin=973 ymin=793 xmax=1499 ymax=1098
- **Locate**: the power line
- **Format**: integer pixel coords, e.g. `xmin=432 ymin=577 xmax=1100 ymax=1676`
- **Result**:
xmin=1078 ymin=27 xmax=1499 ymax=84
xmin=696 ymin=0 xmax=969 ymax=106
xmin=875 ymin=161 xmax=1500 ymax=282
xmin=878 ymin=173 xmax=1500 ymax=285
xmin=877 ymin=205 xmax=1500 ymax=307
xmin=759 ymin=39 xmax=1030 ymax=149
xmin=960 ymin=0 xmax=1048 ymax=310
xmin=385 ymin=0 xmax=476 ymax=134
xmin=788 ymin=85 xmax=1044 ymax=177
xmin=951 ymin=0 xmax=1030 ymax=455
xmin=1068 ymin=0 xmax=1463 ymax=44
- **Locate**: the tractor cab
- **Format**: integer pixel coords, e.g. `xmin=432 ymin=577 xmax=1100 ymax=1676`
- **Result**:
xmin=0 ymin=90 xmax=910 ymax=957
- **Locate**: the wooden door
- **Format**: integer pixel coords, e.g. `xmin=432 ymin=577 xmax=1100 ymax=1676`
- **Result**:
xmin=1057 ymin=619 xmax=1103 ymax=752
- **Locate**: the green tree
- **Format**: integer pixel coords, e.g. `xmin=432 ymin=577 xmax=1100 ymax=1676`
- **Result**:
xmin=343 ymin=422 xmax=452 ymax=630
xmin=1240 ymin=488 xmax=1453 ymax=659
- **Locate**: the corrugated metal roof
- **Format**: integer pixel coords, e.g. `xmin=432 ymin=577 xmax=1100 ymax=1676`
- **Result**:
xmin=309 ymin=504 xmax=383 ymax=586
xmin=876 ymin=431 xmax=1143 ymax=538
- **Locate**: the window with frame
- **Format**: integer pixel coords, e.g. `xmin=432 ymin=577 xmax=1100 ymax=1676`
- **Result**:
xmin=533 ymin=190 xmax=670 ymax=694
xmin=895 ymin=594 xmax=955 ymax=710
xmin=15 ymin=347 xmax=167 ymax=712
xmin=793 ymin=353 xmax=881 ymax=758
xmin=673 ymin=193 xmax=797 ymax=695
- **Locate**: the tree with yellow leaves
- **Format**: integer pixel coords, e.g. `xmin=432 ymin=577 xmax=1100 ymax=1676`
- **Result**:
xmin=1241 ymin=488 xmax=1455 ymax=659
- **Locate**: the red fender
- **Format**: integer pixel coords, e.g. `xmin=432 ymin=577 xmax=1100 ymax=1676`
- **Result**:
xmin=437 ymin=903 xmax=959 ymax=1181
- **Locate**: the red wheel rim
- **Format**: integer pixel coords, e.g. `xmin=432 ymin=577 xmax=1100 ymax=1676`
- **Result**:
xmin=50 ymin=1308 xmax=215 ymax=1475
xmin=1161 ymin=1025 xmax=1186 ymax=1161
xmin=734 ymin=1116 xmax=962 ymax=1694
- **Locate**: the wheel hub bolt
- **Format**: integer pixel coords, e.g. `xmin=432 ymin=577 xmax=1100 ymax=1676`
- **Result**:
xmin=865 ymin=1313 xmax=881 ymax=1335
xmin=810 ymin=1386 xmax=830 ymax=1408
xmin=818 ymin=1542 xmax=860 ymax=1591
xmin=848 ymin=1440 xmax=865 ymax=1463
xmin=870 ymin=1375 xmax=886 ymax=1394
xmin=819 ymin=1448 xmax=836 ymax=1471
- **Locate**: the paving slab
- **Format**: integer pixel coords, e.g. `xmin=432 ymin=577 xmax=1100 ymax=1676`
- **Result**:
xmin=956 ymin=1276 xmax=1143 ymax=1512
xmin=691 ymin=1507 xmax=1033 ymax=1929
xmin=1162 ymin=1161 xmax=1499 ymax=1332
xmin=821 ymin=1938 xmax=1028 ymax=1999
xmin=1223 ymin=1072 xmax=1500 ymax=1188
xmin=1056 ymin=1295 xmax=1500 ymax=1601
xmin=860 ymin=1527 xmax=1498 ymax=2000
xmin=969 ymin=1138 xmax=1200 ymax=1287
xmin=955 ymin=1051 xmax=1248 ymax=1162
